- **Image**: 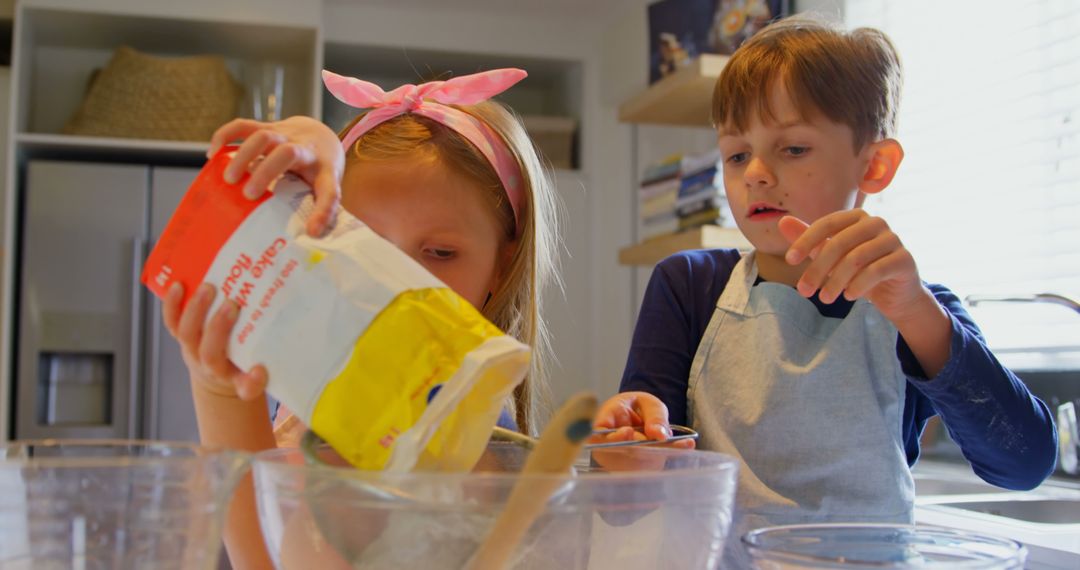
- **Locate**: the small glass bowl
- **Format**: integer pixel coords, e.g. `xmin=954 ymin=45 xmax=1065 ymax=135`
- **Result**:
xmin=743 ymin=523 xmax=1026 ymax=569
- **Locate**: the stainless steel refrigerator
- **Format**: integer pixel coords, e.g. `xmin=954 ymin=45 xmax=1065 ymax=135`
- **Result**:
xmin=14 ymin=160 xmax=200 ymax=442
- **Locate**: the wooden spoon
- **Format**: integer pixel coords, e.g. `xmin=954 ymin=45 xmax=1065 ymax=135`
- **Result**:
xmin=465 ymin=391 xmax=598 ymax=570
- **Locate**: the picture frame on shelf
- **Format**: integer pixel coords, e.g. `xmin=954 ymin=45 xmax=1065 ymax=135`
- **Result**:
xmin=648 ymin=0 xmax=790 ymax=84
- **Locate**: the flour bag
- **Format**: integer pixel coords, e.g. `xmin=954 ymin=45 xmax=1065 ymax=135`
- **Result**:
xmin=142 ymin=148 xmax=529 ymax=472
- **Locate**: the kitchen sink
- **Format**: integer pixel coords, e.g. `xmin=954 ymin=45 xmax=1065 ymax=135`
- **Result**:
xmin=936 ymin=499 xmax=1080 ymax=524
xmin=913 ymin=476 xmax=1010 ymax=496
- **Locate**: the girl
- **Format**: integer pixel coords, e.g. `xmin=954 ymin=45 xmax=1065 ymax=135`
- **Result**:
xmin=162 ymin=68 xmax=560 ymax=569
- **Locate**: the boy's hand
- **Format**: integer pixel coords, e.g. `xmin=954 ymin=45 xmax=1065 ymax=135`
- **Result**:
xmin=779 ymin=210 xmax=928 ymax=322
xmin=779 ymin=210 xmax=953 ymax=377
xmin=592 ymin=392 xmax=695 ymax=449
xmin=162 ymin=282 xmax=269 ymax=401
xmin=208 ymin=116 xmax=344 ymax=237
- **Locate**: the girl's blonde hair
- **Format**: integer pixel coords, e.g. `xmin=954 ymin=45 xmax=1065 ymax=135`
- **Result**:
xmin=337 ymin=102 xmax=559 ymax=435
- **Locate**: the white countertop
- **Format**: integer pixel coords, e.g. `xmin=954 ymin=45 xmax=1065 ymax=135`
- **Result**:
xmin=913 ymin=461 xmax=1080 ymax=569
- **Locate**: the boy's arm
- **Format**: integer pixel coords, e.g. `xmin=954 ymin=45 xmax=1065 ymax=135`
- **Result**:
xmin=619 ymin=263 xmax=693 ymax=425
xmin=901 ymin=285 xmax=1058 ymax=490
xmin=618 ymin=251 xmax=737 ymax=425
xmin=888 ymin=285 xmax=952 ymax=377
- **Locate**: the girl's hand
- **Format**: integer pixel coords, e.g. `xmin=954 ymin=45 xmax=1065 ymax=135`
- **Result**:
xmin=208 ymin=116 xmax=345 ymax=237
xmin=591 ymin=392 xmax=695 ymax=449
xmin=161 ymin=282 xmax=268 ymax=401
xmin=779 ymin=210 xmax=929 ymax=322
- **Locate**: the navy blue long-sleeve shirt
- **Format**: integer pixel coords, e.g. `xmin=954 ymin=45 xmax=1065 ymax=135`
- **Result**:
xmin=621 ymin=249 xmax=1058 ymax=490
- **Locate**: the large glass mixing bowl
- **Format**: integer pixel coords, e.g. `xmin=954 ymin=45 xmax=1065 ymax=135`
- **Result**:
xmin=254 ymin=443 xmax=739 ymax=569
xmin=0 ymin=440 xmax=249 ymax=570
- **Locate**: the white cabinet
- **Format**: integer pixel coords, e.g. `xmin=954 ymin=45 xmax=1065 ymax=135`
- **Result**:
xmin=10 ymin=0 xmax=322 ymax=155
xmin=1 ymin=0 xmax=323 ymax=440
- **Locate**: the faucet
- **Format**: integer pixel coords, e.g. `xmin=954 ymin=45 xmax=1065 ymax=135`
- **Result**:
xmin=1058 ymin=401 xmax=1079 ymax=476
xmin=964 ymin=293 xmax=1080 ymax=314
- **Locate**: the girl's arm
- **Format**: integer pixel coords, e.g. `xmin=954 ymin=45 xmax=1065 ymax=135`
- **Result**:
xmin=192 ymin=387 xmax=277 ymax=570
xmin=158 ymin=119 xmax=347 ymax=568
xmin=163 ymin=283 xmax=276 ymax=569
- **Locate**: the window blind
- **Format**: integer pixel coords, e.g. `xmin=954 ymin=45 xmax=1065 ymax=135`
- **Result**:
xmin=843 ymin=0 xmax=1080 ymax=360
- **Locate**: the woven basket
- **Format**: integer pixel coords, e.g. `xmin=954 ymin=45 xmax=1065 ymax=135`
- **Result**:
xmin=64 ymin=46 xmax=241 ymax=142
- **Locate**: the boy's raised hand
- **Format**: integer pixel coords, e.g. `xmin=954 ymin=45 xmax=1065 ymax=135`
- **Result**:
xmin=778 ymin=210 xmax=928 ymax=321
xmin=592 ymin=392 xmax=695 ymax=449
xmin=778 ymin=209 xmax=954 ymax=377
xmin=208 ymin=116 xmax=344 ymax=237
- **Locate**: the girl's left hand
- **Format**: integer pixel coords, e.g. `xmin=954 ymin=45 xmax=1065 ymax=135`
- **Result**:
xmin=208 ymin=116 xmax=344 ymax=237
xmin=779 ymin=210 xmax=928 ymax=321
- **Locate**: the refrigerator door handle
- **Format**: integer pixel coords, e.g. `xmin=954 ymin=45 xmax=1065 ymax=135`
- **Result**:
xmin=127 ymin=236 xmax=146 ymax=439
xmin=146 ymin=295 xmax=163 ymax=440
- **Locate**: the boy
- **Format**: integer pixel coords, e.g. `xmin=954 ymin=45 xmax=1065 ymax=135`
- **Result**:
xmin=596 ymin=15 xmax=1057 ymax=564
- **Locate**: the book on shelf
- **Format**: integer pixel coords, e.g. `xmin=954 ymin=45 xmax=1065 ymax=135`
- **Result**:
xmin=638 ymin=147 xmax=732 ymax=239
xmin=676 ymin=185 xmax=720 ymax=209
xmin=639 ymin=176 xmax=680 ymax=201
xmin=680 ymin=148 xmax=721 ymax=178
xmin=641 ymin=211 xmax=680 ymax=241
xmin=640 ymin=149 xmax=719 ymax=193
xmin=677 ymin=193 xmax=726 ymax=217
xmin=679 ymin=207 xmax=724 ymax=231
xmin=642 ymin=207 xmax=677 ymax=227
xmin=678 ymin=166 xmax=720 ymax=199
xmin=641 ymin=187 xmax=679 ymax=219
xmin=641 ymin=154 xmax=683 ymax=186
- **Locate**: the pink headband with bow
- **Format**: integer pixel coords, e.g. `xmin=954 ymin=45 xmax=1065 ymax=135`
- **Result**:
xmin=322 ymin=68 xmax=528 ymax=238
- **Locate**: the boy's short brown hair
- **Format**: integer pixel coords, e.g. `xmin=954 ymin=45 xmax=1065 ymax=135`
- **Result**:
xmin=712 ymin=15 xmax=902 ymax=150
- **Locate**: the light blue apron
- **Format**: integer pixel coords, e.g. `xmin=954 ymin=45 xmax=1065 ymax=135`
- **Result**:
xmin=687 ymin=252 xmax=914 ymax=567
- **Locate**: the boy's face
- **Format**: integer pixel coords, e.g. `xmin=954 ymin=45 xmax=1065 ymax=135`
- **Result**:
xmin=717 ymin=82 xmax=874 ymax=257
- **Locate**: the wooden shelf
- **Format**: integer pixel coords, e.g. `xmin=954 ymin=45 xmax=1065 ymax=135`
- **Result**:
xmin=617 ymin=54 xmax=729 ymax=127
xmin=618 ymin=225 xmax=750 ymax=266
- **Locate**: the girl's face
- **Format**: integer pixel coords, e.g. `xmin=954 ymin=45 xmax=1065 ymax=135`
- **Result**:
xmin=340 ymin=156 xmax=511 ymax=309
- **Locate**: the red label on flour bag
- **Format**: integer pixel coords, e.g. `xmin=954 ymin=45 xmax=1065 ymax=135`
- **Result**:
xmin=144 ymin=153 xmax=271 ymax=307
